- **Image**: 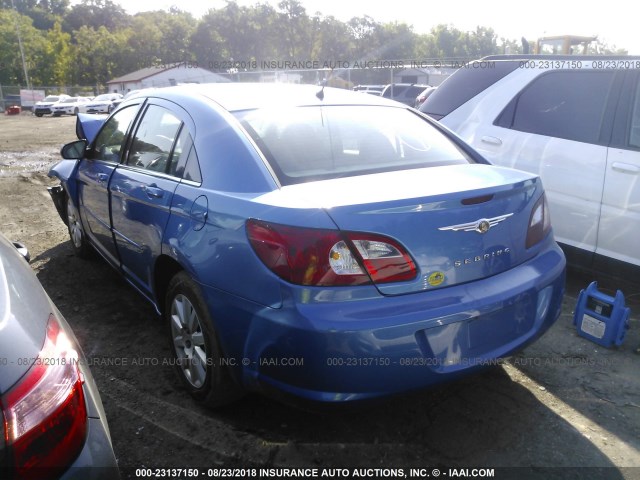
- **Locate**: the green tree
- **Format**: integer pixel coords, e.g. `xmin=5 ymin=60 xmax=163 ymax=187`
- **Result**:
xmin=0 ymin=0 xmax=69 ymax=30
xmin=125 ymin=14 xmax=163 ymax=68
xmin=41 ymin=19 xmax=71 ymax=85
xmin=189 ymin=10 xmax=231 ymax=68
xmin=63 ymin=0 xmax=128 ymax=32
xmin=0 ymin=0 xmax=68 ymax=13
xmin=348 ymin=15 xmax=382 ymax=60
xmin=376 ymin=22 xmax=416 ymax=60
xmin=277 ymin=0 xmax=312 ymax=59
xmin=190 ymin=1 xmax=280 ymax=68
xmin=71 ymin=25 xmax=128 ymax=87
xmin=0 ymin=8 xmax=48 ymax=85
xmin=310 ymin=15 xmax=353 ymax=61
xmin=593 ymin=38 xmax=628 ymax=55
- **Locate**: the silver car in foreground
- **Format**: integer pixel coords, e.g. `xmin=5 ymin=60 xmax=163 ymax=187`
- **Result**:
xmin=0 ymin=233 xmax=119 ymax=479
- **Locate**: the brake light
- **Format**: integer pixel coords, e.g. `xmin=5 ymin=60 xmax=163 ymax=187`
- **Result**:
xmin=1 ymin=314 xmax=87 ymax=480
xmin=349 ymin=235 xmax=417 ymax=283
xmin=526 ymin=194 xmax=551 ymax=248
xmin=247 ymin=219 xmax=417 ymax=286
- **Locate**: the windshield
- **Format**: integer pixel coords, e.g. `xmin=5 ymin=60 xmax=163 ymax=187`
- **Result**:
xmin=43 ymin=96 xmax=60 ymax=102
xmin=94 ymin=94 xmax=113 ymax=101
xmin=237 ymin=105 xmax=471 ymax=185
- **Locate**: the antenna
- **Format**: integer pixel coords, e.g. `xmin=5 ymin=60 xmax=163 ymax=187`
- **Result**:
xmin=316 ymin=68 xmax=334 ymax=100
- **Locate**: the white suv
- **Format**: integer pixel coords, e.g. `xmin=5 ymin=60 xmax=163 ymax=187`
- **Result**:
xmin=421 ymin=55 xmax=640 ymax=280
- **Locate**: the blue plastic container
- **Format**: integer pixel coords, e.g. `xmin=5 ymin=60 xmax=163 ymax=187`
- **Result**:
xmin=574 ymin=281 xmax=630 ymax=348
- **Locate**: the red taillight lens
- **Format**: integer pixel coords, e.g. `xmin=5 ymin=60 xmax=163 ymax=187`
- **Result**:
xmin=526 ymin=194 xmax=552 ymax=248
xmin=247 ymin=219 xmax=417 ymax=286
xmin=246 ymin=219 xmax=370 ymax=286
xmin=1 ymin=314 xmax=87 ymax=480
xmin=348 ymin=234 xmax=417 ymax=283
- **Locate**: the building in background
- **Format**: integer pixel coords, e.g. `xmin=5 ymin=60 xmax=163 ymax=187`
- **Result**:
xmin=107 ymin=65 xmax=230 ymax=94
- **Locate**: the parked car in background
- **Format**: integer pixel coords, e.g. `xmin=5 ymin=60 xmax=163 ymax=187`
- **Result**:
xmin=353 ymin=85 xmax=385 ymax=96
xmin=381 ymin=83 xmax=430 ymax=106
xmin=51 ymin=97 xmax=92 ymax=116
xmin=48 ymin=83 xmax=565 ymax=407
xmin=34 ymin=94 xmax=70 ymax=117
xmin=84 ymin=93 xmax=123 ymax=114
xmin=0 ymin=232 xmax=119 ymax=479
xmin=110 ymin=88 xmax=158 ymax=112
xmin=420 ymin=55 xmax=640 ymax=281
xmin=414 ymin=86 xmax=437 ymax=108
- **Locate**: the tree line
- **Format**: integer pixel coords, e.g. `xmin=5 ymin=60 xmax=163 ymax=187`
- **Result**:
xmin=0 ymin=0 xmax=627 ymax=89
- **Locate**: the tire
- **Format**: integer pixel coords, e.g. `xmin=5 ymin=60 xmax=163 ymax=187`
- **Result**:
xmin=166 ymin=272 xmax=243 ymax=407
xmin=35 ymin=113 xmax=43 ymax=117
xmin=73 ymin=107 xmax=79 ymax=115
xmin=66 ymin=195 xmax=92 ymax=258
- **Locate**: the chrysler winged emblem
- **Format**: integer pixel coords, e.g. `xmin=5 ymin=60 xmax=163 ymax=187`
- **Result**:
xmin=438 ymin=213 xmax=513 ymax=234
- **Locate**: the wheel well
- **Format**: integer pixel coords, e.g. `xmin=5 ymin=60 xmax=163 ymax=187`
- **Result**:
xmin=154 ymin=255 xmax=184 ymax=314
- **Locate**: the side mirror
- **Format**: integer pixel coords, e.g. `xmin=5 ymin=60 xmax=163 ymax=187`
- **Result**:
xmin=12 ymin=241 xmax=30 ymax=263
xmin=60 ymin=140 xmax=88 ymax=159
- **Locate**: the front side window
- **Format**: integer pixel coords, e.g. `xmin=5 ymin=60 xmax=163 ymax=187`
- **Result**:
xmin=127 ymin=105 xmax=182 ymax=173
xmin=91 ymin=105 xmax=139 ymax=163
xmin=497 ymin=70 xmax=616 ymax=144
xmin=237 ymin=105 xmax=471 ymax=185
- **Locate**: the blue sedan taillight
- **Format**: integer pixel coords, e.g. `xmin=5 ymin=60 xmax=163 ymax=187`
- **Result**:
xmin=247 ymin=219 xmax=417 ymax=286
xmin=526 ymin=193 xmax=551 ymax=248
xmin=1 ymin=314 xmax=87 ymax=480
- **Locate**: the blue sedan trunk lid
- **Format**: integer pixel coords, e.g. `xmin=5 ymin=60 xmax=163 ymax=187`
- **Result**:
xmin=256 ymin=164 xmax=541 ymax=295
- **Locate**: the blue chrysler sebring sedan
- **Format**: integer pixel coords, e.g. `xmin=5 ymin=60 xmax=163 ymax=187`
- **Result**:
xmin=48 ymin=83 xmax=565 ymax=406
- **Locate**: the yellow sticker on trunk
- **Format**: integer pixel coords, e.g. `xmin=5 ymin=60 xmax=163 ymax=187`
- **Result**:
xmin=427 ymin=271 xmax=445 ymax=287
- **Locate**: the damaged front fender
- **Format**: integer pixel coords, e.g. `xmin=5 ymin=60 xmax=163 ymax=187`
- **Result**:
xmin=47 ymin=184 xmax=67 ymax=225
xmin=48 ymin=159 xmax=80 ymax=225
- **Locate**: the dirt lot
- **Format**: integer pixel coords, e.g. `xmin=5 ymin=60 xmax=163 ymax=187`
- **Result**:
xmin=1 ymin=113 xmax=639 ymax=479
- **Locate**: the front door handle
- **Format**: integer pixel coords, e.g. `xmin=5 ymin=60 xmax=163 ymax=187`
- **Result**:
xmin=97 ymin=173 xmax=109 ymax=183
xmin=143 ymin=185 xmax=164 ymax=199
xmin=481 ymin=136 xmax=503 ymax=146
xmin=612 ymin=162 xmax=640 ymax=174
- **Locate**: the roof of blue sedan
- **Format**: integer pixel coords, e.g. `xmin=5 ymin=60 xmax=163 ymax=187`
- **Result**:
xmin=141 ymin=83 xmax=402 ymax=112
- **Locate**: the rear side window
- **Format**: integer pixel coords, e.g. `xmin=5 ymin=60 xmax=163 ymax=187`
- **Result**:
xmin=237 ymin=105 xmax=472 ymax=186
xmin=496 ymin=71 xmax=616 ymax=144
xmin=421 ymin=60 xmax=521 ymax=118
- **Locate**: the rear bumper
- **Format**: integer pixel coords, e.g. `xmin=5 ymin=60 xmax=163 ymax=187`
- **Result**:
xmin=205 ymin=242 xmax=566 ymax=403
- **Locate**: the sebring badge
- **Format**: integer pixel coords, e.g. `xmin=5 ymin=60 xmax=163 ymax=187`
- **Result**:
xmin=438 ymin=213 xmax=513 ymax=234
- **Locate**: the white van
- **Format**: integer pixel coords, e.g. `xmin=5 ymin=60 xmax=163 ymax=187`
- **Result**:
xmin=421 ymin=55 xmax=640 ymax=280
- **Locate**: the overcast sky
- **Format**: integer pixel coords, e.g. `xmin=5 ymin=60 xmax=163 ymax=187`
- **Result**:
xmin=109 ymin=0 xmax=638 ymax=55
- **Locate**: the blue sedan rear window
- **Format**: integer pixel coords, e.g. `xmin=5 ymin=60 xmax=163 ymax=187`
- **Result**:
xmin=236 ymin=105 xmax=472 ymax=185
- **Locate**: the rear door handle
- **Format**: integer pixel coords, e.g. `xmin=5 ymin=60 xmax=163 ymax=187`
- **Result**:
xmin=97 ymin=173 xmax=109 ymax=183
xmin=612 ymin=162 xmax=640 ymax=174
xmin=481 ymin=136 xmax=503 ymax=146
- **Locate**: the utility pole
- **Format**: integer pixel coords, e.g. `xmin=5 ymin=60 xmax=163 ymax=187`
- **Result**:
xmin=10 ymin=0 xmax=33 ymax=95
